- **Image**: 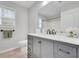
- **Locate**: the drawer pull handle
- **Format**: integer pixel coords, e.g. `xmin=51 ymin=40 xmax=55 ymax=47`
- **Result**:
xmin=59 ymin=49 xmax=70 ymax=54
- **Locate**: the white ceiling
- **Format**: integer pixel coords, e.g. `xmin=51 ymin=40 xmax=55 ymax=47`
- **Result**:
xmin=39 ymin=1 xmax=79 ymax=19
xmin=12 ymin=1 xmax=79 ymax=19
xmin=61 ymin=1 xmax=79 ymax=11
xmin=39 ymin=1 xmax=61 ymax=19
xmin=12 ymin=1 xmax=36 ymax=8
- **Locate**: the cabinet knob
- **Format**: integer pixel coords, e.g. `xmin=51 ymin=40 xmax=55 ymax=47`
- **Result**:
xmin=38 ymin=41 xmax=42 ymax=44
xmin=59 ymin=48 xmax=70 ymax=54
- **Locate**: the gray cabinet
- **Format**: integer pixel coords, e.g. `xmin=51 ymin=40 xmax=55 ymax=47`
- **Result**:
xmin=28 ymin=36 xmax=54 ymax=58
xmin=53 ymin=42 xmax=76 ymax=58
xmin=32 ymin=37 xmax=54 ymax=58
xmin=28 ymin=35 xmax=78 ymax=58
xmin=32 ymin=37 xmax=41 ymax=58
xmin=41 ymin=39 xmax=53 ymax=58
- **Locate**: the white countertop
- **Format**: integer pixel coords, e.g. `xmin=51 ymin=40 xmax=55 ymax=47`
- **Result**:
xmin=28 ymin=33 xmax=79 ymax=46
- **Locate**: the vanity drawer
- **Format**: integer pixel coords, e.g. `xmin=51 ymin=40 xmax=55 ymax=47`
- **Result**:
xmin=54 ymin=42 xmax=76 ymax=58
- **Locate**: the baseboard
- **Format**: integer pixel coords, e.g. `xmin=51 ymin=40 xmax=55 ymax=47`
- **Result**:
xmin=0 ymin=47 xmax=19 ymax=54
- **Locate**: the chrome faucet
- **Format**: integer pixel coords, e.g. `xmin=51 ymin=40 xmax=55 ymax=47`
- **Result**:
xmin=52 ymin=29 xmax=56 ymax=35
xmin=47 ymin=29 xmax=51 ymax=34
xmin=47 ymin=29 xmax=56 ymax=35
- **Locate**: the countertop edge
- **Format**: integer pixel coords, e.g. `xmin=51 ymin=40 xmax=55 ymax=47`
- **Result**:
xmin=28 ymin=33 xmax=79 ymax=46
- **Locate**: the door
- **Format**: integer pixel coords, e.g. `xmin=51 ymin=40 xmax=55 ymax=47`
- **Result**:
xmin=41 ymin=39 xmax=53 ymax=58
xmin=32 ymin=37 xmax=41 ymax=58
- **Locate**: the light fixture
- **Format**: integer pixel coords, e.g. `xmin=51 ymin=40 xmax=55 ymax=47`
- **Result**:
xmin=41 ymin=1 xmax=50 ymax=7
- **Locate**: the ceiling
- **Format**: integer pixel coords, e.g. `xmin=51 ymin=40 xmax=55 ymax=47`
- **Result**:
xmin=11 ymin=1 xmax=79 ymax=19
xmin=39 ymin=1 xmax=79 ymax=19
xmin=61 ymin=1 xmax=79 ymax=11
xmin=39 ymin=1 xmax=60 ymax=19
xmin=12 ymin=1 xmax=36 ymax=8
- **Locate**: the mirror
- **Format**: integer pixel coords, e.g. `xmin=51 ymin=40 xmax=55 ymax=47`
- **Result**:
xmin=38 ymin=1 xmax=79 ymax=35
xmin=38 ymin=1 xmax=61 ymax=34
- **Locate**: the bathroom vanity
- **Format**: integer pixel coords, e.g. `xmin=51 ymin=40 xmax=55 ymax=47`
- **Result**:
xmin=27 ymin=33 xmax=79 ymax=58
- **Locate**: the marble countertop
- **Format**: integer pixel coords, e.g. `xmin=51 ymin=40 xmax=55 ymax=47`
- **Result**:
xmin=28 ymin=33 xmax=79 ymax=46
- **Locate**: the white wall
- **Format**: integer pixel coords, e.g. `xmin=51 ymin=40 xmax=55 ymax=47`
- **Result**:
xmin=28 ymin=2 xmax=41 ymax=33
xmin=0 ymin=2 xmax=28 ymax=51
xmin=42 ymin=17 xmax=61 ymax=34
xmin=61 ymin=7 xmax=79 ymax=31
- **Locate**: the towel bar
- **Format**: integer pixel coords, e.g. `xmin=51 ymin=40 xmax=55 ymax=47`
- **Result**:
xmin=0 ymin=30 xmax=15 ymax=32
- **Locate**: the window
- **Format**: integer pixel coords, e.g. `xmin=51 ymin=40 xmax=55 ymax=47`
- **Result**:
xmin=37 ymin=18 xmax=43 ymax=33
xmin=0 ymin=7 xmax=16 ymax=26
xmin=38 ymin=18 xmax=42 ymax=29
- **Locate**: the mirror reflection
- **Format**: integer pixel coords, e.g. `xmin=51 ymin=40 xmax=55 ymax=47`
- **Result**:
xmin=38 ymin=1 xmax=61 ymax=34
xmin=38 ymin=1 xmax=79 ymax=36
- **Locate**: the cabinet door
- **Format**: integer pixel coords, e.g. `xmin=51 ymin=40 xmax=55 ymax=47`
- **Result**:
xmin=77 ymin=48 xmax=79 ymax=58
xmin=41 ymin=39 xmax=53 ymax=58
xmin=32 ymin=37 xmax=41 ymax=58
xmin=53 ymin=42 xmax=76 ymax=58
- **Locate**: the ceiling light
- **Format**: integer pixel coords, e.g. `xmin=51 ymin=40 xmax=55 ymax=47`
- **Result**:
xmin=41 ymin=1 xmax=50 ymax=7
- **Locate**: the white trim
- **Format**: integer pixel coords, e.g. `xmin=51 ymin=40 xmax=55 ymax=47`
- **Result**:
xmin=0 ymin=47 xmax=19 ymax=54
